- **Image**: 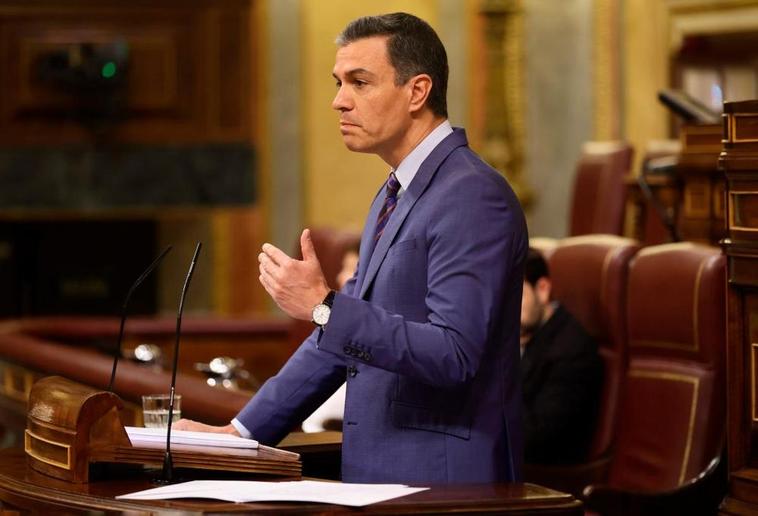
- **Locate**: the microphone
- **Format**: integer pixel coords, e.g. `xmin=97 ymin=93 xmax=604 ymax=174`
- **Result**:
xmin=161 ymin=242 xmax=202 ymax=483
xmin=107 ymin=246 xmax=172 ymax=393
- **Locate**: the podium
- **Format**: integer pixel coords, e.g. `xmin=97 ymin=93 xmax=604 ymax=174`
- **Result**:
xmin=24 ymin=376 xmax=301 ymax=483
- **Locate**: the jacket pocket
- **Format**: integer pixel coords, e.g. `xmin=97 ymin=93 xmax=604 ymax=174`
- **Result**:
xmin=388 ymin=237 xmax=417 ymax=255
xmin=390 ymin=399 xmax=471 ymax=440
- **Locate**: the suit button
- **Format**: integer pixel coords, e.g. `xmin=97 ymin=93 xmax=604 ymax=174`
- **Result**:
xmin=343 ymin=346 xmax=351 ymax=355
xmin=363 ymin=352 xmax=372 ymax=362
xmin=347 ymin=365 xmax=358 ymax=377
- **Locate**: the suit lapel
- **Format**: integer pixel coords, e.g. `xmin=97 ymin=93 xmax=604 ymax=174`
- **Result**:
xmin=354 ymin=189 xmax=384 ymax=292
xmin=357 ymin=129 xmax=468 ymax=299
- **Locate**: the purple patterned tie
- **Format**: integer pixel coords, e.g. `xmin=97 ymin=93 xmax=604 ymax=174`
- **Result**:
xmin=373 ymin=172 xmax=401 ymax=244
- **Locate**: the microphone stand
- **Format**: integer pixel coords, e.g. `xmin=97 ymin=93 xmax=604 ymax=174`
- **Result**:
xmin=161 ymin=242 xmax=202 ymax=484
xmin=107 ymin=246 xmax=172 ymax=393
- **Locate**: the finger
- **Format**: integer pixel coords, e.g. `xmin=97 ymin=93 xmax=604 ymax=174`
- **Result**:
xmin=259 ymin=271 xmax=276 ymax=294
xmin=300 ymin=229 xmax=318 ymax=262
xmin=259 ymin=262 xmax=277 ymax=284
xmin=261 ymin=243 xmax=290 ymax=266
xmin=259 ymin=254 xmax=278 ymax=277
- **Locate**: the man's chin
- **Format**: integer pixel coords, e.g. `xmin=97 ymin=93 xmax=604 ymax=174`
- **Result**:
xmin=341 ymin=138 xmax=374 ymax=154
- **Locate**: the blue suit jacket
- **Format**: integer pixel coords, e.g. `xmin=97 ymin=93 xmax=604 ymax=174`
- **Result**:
xmin=236 ymin=128 xmax=527 ymax=483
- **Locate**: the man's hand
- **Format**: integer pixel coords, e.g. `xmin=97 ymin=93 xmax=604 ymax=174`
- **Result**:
xmin=172 ymin=419 xmax=240 ymax=436
xmin=258 ymin=228 xmax=330 ymax=320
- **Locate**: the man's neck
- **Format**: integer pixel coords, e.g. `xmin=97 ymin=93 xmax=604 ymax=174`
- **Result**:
xmin=382 ymin=114 xmax=446 ymax=169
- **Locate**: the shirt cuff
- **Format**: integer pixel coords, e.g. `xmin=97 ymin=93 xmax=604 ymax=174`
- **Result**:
xmin=231 ymin=418 xmax=252 ymax=439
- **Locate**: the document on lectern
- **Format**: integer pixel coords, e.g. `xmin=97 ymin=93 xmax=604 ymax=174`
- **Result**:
xmin=117 ymin=480 xmax=429 ymax=507
xmin=126 ymin=427 xmax=259 ymax=449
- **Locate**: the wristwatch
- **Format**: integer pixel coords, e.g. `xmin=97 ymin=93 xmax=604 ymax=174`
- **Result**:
xmin=312 ymin=290 xmax=336 ymax=327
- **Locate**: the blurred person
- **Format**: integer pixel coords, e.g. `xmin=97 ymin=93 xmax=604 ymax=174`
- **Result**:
xmin=520 ymin=248 xmax=602 ymax=464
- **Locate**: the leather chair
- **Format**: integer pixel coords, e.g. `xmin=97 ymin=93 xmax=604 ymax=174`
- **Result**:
xmin=583 ymin=243 xmax=727 ymax=515
xmin=570 ymin=142 xmax=634 ymax=236
xmin=524 ymin=234 xmax=640 ymax=494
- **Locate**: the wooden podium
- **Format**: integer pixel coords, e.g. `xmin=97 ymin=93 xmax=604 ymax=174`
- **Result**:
xmin=720 ymin=100 xmax=758 ymax=515
xmin=24 ymin=376 xmax=300 ymax=483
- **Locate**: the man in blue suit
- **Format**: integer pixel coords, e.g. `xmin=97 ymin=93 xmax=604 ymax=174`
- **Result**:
xmin=177 ymin=12 xmax=528 ymax=484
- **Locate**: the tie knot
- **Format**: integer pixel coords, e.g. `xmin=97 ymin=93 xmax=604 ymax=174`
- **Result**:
xmin=386 ymin=172 xmax=401 ymax=197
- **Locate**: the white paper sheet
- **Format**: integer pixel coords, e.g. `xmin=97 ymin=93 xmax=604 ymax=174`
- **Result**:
xmin=116 ymin=480 xmax=429 ymax=507
xmin=125 ymin=426 xmax=259 ymax=449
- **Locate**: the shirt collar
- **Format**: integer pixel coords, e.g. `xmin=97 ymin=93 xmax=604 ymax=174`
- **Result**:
xmin=392 ymin=120 xmax=453 ymax=192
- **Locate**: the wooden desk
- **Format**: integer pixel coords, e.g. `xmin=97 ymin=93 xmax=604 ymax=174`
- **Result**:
xmin=0 ymin=448 xmax=582 ymax=514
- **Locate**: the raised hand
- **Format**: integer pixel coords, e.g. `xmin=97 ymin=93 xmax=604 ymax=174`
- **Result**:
xmin=258 ymin=228 xmax=330 ymax=320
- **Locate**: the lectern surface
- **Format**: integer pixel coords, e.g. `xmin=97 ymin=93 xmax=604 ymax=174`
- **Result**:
xmin=0 ymin=448 xmax=582 ymax=515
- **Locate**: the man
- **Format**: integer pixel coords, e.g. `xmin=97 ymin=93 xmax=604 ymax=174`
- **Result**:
xmin=520 ymin=249 xmax=602 ymax=465
xmin=176 ymin=12 xmax=527 ymax=484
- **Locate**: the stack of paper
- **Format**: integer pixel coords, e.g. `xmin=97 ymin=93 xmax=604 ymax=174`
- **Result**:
xmin=117 ymin=480 xmax=429 ymax=507
xmin=125 ymin=427 xmax=259 ymax=449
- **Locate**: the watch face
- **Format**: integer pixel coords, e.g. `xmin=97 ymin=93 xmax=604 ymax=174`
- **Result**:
xmin=312 ymin=304 xmax=331 ymax=326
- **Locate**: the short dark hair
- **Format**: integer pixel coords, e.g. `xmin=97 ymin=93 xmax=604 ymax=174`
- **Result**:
xmin=524 ymin=248 xmax=549 ymax=286
xmin=336 ymin=12 xmax=448 ymax=118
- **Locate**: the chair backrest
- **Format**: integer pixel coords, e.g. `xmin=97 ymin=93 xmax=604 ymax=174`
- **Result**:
xmin=546 ymin=234 xmax=640 ymax=461
xmin=607 ymin=243 xmax=726 ymax=490
xmin=569 ymin=141 xmax=634 ymax=236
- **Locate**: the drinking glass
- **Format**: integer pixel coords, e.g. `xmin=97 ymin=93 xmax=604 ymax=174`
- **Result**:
xmin=141 ymin=394 xmax=181 ymax=428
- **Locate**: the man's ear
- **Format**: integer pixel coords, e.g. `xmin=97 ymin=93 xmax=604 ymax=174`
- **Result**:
xmin=407 ymin=74 xmax=432 ymax=114
xmin=534 ymin=276 xmax=552 ymax=305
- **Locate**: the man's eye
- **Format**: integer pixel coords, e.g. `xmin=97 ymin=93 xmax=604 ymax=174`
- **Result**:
xmin=335 ymin=81 xmax=342 ymax=88
xmin=355 ymin=80 xmax=367 ymax=87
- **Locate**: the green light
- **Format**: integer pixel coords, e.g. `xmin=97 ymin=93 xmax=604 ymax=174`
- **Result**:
xmin=101 ymin=61 xmax=117 ymax=79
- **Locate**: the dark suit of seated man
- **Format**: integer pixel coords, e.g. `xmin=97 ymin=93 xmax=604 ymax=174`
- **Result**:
xmin=520 ymin=248 xmax=602 ymax=465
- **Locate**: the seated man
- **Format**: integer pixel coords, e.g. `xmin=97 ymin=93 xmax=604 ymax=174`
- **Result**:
xmin=520 ymin=248 xmax=602 ymax=465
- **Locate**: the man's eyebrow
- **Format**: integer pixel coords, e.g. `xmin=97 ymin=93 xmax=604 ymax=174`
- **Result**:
xmin=332 ymin=68 xmax=375 ymax=80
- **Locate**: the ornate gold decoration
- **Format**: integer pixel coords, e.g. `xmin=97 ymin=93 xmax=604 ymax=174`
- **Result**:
xmin=593 ymin=0 xmax=622 ymax=140
xmin=479 ymin=0 xmax=533 ymax=207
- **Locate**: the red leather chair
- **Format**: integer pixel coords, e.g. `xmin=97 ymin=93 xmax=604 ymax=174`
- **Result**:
xmin=524 ymin=235 xmax=640 ymax=494
xmin=570 ymin=142 xmax=634 ymax=236
xmin=583 ymin=243 xmax=726 ymax=514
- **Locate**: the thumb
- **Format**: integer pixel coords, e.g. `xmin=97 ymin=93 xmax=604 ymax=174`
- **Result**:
xmin=300 ymin=229 xmax=318 ymax=262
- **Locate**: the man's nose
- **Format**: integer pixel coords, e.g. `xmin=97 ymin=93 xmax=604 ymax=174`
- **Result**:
xmin=332 ymin=85 xmax=351 ymax=111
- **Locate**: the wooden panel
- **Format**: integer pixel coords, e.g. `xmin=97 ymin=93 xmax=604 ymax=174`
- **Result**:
xmin=734 ymin=114 xmax=758 ymax=143
xmin=0 ymin=0 xmax=253 ymax=145
xmin=748 ymin=299 xmax=758 ymax=460
xmin=722 ymin=99 xmax=758 ymax=513
xmin=730 ymin=192 xmax=758 ymax=232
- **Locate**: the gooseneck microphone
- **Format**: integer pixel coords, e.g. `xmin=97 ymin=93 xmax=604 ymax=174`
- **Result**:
xmin=161 ymin=242 xmax=202 ymax=483
xmin=107 ymin=246 xmax=172 ymax=393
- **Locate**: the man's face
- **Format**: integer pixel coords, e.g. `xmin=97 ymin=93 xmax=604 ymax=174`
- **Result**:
xmin=332 ymin=36 xmax=413 ymax=161
xmin=521 ymin=281 xmax=545 ymax=340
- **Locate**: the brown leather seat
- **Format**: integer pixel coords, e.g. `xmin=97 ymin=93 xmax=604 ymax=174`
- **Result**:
xmin=548 ymin=235 xmax=640 ymax=463
xmin=524 ymin=235 xmax=640 ymax=493
xmin=570 ymin=142 xmax=634 ymax=236
xmin=584 ymin=242 xmax=726 ymax=514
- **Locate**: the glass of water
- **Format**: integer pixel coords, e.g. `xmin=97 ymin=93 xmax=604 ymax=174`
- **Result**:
xmin=141 ymin=394 xmax=182 ymax=428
